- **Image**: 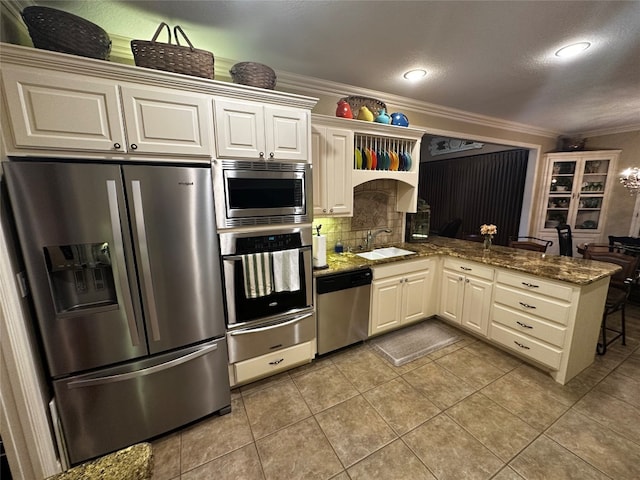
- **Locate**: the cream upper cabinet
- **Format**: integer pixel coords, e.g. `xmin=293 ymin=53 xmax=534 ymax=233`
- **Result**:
xmin=536 ymin=150 xmax=620 ymax=253
xmin=214 ymin=99 xmax=309 ymax=162
xmin=2 ymin=67 xmax=125 ymax=153
xmin=439 ymin=258 xmax=494 ymax=336
xmin=311 ymin=123 xmax=353 ymax=216
xmin=369 ymin=258 xmax=435 ymax=336
xmin=119 ymin=85 xmax=213 ymax=156
xmin=2 ymin=66 xmax=213 ymax=158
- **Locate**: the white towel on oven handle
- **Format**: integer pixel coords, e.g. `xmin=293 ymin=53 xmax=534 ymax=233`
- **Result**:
xmin=272 ymin=249 xmax=300 ymax=292
xmin=242 ymin=252 xmax=273 ymax=298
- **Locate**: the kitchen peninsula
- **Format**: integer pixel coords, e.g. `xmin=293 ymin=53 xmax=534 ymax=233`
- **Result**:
xmin=315 ymin=237 xmax=620 ymax=385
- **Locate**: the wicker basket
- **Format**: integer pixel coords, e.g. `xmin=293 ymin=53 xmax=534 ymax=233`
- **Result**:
xmin=340 ymin=95 xmax=387 ymax=117
xmin=230 ymin=62 xmax=277 ymax=90
xmin=131 ymin=23 xmax=214 ymax=79
xmin=21 ymin=6 xmax=111 ymax=60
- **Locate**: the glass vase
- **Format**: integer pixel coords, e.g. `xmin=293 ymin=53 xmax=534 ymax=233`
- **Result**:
xmin=483 ymin=236 xmax=492 ymax=251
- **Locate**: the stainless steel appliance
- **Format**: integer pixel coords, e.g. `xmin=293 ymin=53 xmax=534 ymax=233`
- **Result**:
xmin=212 ymin=159 xmax=312 ymax=229
xmin=405 ymin=200 xmax=431 ymax=243
xmin=4 ymin=160 xmax=230 ymax=465
xmin=220 ymin=227 xmax=315 ymax=365
xmin=316 ymin=268 xmax=372 ymax=355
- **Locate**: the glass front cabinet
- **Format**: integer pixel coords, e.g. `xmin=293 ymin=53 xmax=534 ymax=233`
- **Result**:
xmin=536 ymin=150 xmax=620 ymax=255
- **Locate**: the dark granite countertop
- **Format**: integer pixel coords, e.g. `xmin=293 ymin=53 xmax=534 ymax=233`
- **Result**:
xmin=314 ymin=237 xmax=621 ymax=285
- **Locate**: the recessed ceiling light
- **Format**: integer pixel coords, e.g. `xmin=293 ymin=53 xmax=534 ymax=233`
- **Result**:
xmin=403 ymin=69 xmax=427 ymax=81
xmin=555 ymin=42 xmax=591 ymax=57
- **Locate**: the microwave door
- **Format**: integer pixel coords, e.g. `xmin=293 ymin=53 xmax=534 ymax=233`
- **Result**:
xmin=3 ymin=161 xmax=148 ymax=377
xmin=123 ymin=165 xmax=226 ymax=354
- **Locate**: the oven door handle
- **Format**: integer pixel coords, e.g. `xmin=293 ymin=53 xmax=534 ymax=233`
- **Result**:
xmin=224 ymin=245 xmax=311 ymax=262
xmin=227 ymin=311 xmax=314 ymax=335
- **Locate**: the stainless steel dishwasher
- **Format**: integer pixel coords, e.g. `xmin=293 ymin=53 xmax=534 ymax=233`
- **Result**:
xmin=316 ymin=268 xmax=372 ymax=355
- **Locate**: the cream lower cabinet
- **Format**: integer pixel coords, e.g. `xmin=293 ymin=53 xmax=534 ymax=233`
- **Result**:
xmin=490 ymin=269 xmax=608 ymax=384
xmin=439 ymin=258 xmax=494 ymax=336
xmin=214 ymin=98 xmax=309 ymax=162
xmin=2 ymin=66 xmax=213 ymax=157
xmin=311 ymin=123 xmax=353 ymax=216
xmin=369 ymin=258 xmax=436 ymax=336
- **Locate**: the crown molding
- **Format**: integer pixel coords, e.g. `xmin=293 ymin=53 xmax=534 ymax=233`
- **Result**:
xmin=276 ymin=71 xmax=560 ymax=139
xmin=579 ymin=123 xmax=640 ymax=138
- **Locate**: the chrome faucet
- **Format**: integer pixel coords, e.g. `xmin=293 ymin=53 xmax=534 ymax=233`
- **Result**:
xmin=365 ymin=228 xmax=392 ymax=249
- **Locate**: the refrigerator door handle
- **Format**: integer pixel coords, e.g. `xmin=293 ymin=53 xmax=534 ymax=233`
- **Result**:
xmin=106 ymin=180 xmax=140 ymax=346
xmin=131 ymin=180 xmax=161 ymax=341
xmin=66 ymin=342 xmax=219 ymax=389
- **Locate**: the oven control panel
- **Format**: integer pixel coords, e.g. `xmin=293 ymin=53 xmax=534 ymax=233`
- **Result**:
xmin=236 ymin=233 xmax=303 ymax=254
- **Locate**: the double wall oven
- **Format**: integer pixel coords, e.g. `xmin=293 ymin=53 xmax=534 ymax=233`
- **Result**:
xmin=213 ymin=159 xmax=315 ymax=385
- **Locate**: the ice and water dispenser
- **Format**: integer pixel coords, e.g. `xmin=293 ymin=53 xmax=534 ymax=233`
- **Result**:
xmin=44 ymin=242 xmax=117 ymax=315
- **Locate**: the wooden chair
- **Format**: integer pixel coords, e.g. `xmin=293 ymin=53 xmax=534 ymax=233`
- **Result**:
xmin=508 ymin=236 xmax=553 ymax=253
xmin=555 ymin=224 xmax=573 ymax=256
xmin=583 ymin=247 xmax=640 ymax=354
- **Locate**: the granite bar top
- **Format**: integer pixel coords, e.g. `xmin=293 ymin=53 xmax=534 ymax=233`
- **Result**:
xmin=46 ymin=443 xmax=153 ymax=480
xmin=314 ymin=236 xmax=621 ymax=286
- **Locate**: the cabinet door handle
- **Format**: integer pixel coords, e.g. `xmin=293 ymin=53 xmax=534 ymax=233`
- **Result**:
xmin=519 ymin=302 xmax=536 ymax=309
xmin=460 ymin=266 xmax=472 ymax=271
xmin=130 ymin=143 xmax=138 ymax=150
xmin=269 ymin=358 xmax=284 ymax=365
xmin=521 ymin=282 xmax=539 ymax=288
xmin=113 ymin=143 xmax=121 ymax=150
xmin=516 ymin=321 xmax=533 ymax=329
xmin=514 ymin=341 xmax=531 ymax=350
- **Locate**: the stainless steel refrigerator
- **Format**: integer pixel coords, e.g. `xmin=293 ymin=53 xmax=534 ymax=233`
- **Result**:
xmin=4 ymin=160 xmax=230 ymax=465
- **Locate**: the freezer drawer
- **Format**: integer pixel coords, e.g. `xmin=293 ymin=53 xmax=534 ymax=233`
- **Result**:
xmin=53 ymin=338 xmax=230 ymax=465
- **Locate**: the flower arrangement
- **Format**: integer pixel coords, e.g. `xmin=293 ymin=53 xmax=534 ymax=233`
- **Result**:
xmin=480 ymin=224 xmax=497 ymax=250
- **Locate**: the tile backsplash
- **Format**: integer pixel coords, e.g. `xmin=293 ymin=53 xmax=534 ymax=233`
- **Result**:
xmin=314 ymin=180 xmax=405 ymax=252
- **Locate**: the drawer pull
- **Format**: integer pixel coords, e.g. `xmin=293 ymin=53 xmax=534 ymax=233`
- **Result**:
xmin=516 ymin=321 xmax=533 ymax=329
xmin=519 ymin=302 xmax=536 ymax=309
xmin=514 ymin=341 xmax=531 ymax=350
xmin=460 ymin=266 xmax=472 ymax=271
xmin=522 ymin=282 xmax=539 ymax=288
xmin=269 ymin=358 xmax=284 ymax=365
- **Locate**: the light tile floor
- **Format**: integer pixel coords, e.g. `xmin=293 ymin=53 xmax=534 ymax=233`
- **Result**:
xmin=151 ymin=304 xmax=640 ymax=480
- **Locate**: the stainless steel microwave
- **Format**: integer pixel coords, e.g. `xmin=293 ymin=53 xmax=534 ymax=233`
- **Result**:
xmin=212 ymin=160 xmax=312 ymax=228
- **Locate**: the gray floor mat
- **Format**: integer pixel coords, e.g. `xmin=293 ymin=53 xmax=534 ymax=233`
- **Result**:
xmin=369 ymin=319 xmax=461 ymax=366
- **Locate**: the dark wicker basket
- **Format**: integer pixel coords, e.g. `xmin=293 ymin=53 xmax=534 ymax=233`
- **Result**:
xmin=21 ymin=6 xmax=111 ymax=60
xmin=131 ymin=23 xmax=214 ymax=79
xmin=230 ymin=62 xmax=277 ymax=89
xmin=340 ymin=95 xmax=387 ymax=117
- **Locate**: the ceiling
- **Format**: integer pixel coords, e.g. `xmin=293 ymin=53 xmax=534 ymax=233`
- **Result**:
xmin=21 ymin=1 xmax=640 ymax=136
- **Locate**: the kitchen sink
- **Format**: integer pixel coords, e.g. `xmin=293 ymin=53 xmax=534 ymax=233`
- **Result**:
xmin=356 ymin=247 xmax=416 ymax=260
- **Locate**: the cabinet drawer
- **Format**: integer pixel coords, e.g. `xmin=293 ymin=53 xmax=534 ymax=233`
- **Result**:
xmin=443 ymin=258 xmax=494 ymax=281
xmin=494 ymin=285 xmax=570 ymax=325
xmin=493 ymin=304 xmax=566 ymax=347
xmin=372 ymin=258 xmax=432 ymax=280
xmin=496 ymin=270 xmax=573 ymax=302
xmin=490 ymin=323 xmax=562 ymax=369
xmin=233 ymin=341 xmax=314 ymax=384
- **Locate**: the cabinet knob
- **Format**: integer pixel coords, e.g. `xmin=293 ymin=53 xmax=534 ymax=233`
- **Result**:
xmin=322 ymin=208 xmax=327 ymax=213
xmin=113 ymin=143 xmax=121 ymax=150
xmin=130 ymin=144 xmax=138 ymax=150
xmin=465 ymin=278 xmax=470 ymax=283
xmin=269 ymin=152 xmax=275 ymax=159
xmin=458 ymin=277 xmax=464 ymax=281
xmin=259 ymin=152 xmax=265 ymax=158
xmin=329 ymin=208 xmax=333 ymax=213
